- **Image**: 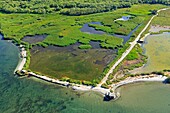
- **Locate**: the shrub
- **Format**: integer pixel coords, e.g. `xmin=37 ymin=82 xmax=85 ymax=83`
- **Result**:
xmin=78 ymin=44 xmax=92 ymax=49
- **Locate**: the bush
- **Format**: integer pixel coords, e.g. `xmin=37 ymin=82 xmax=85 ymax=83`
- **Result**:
xmin=82 ymin=81 xmax=93 ymax=86
xmin=78 ymin=44 xmax=92 ymax=49
xmin=101 ymin=83 xmax=109 ymax=89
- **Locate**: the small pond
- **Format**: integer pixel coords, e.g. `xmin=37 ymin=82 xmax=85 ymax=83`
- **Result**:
xmin=22 ymin=34 xmax=47 ymax=44
xmin=80 ymin=22 xmax=140 ymax=44
xmin=80 ymin=22 xmax=105 ymax=35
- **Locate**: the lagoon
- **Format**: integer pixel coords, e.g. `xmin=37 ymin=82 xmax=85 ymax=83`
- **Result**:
xmin=133 ymin=32 xmax=170 ymax=73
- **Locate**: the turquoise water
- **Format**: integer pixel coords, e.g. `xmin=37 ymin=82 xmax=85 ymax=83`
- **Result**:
xmin=1 ymin=34 xmax=170 ymax=113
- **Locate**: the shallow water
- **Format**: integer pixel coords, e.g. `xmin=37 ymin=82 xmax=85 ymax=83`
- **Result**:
xmin=80 ymin=22 xmax=105 ymax=35
xmin=80 ymin=22 xmax=140 ymax=44
xmin=133 ymin=32 xmax=170 ymax=73
xmin=22 ymin=34 xmax=47 ymax=44
xmin=1 ymin=34 xmax=170 ymax=113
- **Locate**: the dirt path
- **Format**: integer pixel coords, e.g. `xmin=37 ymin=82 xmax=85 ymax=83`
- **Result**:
xmin=97 ymin=8 xmax=170 ymax=87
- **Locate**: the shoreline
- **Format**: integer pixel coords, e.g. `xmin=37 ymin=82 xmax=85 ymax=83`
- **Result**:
xmin=12 ymin=41 xmax=118 ymax=99
xmin=13 ymin=7 xmax=170 ymax=101
xmin=19 ymin=70 xmax=118 ymax=99
xmin=14 ymin=45 xmax=27 ymax=73
xmin=111 ymin=74 xmax=167 ymax=91
xmin=14 ymin=43 xmax=169 ymax=100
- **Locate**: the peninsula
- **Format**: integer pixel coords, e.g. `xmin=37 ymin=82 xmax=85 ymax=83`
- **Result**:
xmin=0 ymin=0 xmax=170 ymax=100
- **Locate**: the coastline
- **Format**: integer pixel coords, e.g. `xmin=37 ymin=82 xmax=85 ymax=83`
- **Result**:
xmin=14 ymin=42 xmax=169 ymax=100
xmin=111 ymin=74 xmax=167 ymax=91
xmin=14 ymin=45 xmax=27 ymax=73
xmin=13 ymin=42 xmax=118 ymax=99
xmin=20 ymin=70 xmax=116 ymax=97
xmin=13 ymin=7 xmax=170 ymax=101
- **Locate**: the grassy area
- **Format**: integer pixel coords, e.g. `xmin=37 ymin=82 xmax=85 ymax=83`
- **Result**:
xmin=104 ymin=44 xmax=147 ymax=86
xmin=126 ymin=44 xmax=143 ymax=60
xmin=0 ymin=12 xmax=124 ymax=49
xmin=78 ymin=44 xmax=92 ymax=49
xmin=0 ymin=4 xmax=166 ymax=48
xmin=152 ymin=9 xmax=170 ymax=26
xmin=29 ymin=45 xmax=117 ymax=82
xmin=86 ymin=4 xmax=167 ymax=36
xmin=0 ymin=4 xmax=167 ymax=83
xmin=123 ymin=44 xmax=147 ymax=70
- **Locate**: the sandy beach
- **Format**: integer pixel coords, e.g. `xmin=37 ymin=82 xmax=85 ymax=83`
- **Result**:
xmin=14 ymin=45 xmax=27 ymax=73
xmin=21 ymin=70 xmax=116 ymax=97
xmin=111 ymin=74 xmax=167 ymax=90
xmin=14 ymin=8 xmax=170 ymax=100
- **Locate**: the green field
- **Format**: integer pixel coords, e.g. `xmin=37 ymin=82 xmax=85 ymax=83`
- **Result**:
xmin=0 ymin=11 xmax=124 ymax=49
xmin=152 ymin=9 xmax=170 ymax=26
xmin=29 ymin=44 xmax=117 ymax=82
xmin=0 ymin=4 xmax=166 ymax=48
xmin=0 ymin=4 xmax=168 ymax=83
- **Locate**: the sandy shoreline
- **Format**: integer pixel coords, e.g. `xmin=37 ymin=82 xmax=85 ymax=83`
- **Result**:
xmin=20 ymin=69 xmax=168 ymax=100
xmin=15 ymin=45 xmax=169 ymax=100
xmin=14 ymin=45 xmax=27 ymax=73
xmin=21 ymin=70 xmax=115 ymax=97
xmin=111 ymin=74 xmax=167 ymax=90
xmin=13 ymin=43 xmax=117 ymax=98
xmin=14 ymin=8 xmax=170 ymax=100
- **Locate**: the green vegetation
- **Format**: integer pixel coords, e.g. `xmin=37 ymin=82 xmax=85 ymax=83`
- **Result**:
xmin=101 ymin=83 xmax=109 ymax=89
xmin=0 ymin=10 xmax=125 ymax=49
xmin=29 ymin=45 xmax=116 ymax=84
xmin=0 ymin=0 xmax=169 ymax=15
xmin=152 ymin=9 xmax=170 ymax=26
xmin=0 ymin=2 xmax=168 ymax=84
xmin=87 ymin=4 xmax=167 ymax=36
xmin=145 ymin=9 xmax=170 ymax=35
xmin=0 ymin=4 xmax=166 ymax=49
xmin=126 ymin=44 xmax=143 ymax=60
xmin=78 ymin=44 xmax=92 ymax=49
xmin=123 ymin=44 xmax=147 ymax=70
xmin=105 ymin=44 xmax=147 ymax=86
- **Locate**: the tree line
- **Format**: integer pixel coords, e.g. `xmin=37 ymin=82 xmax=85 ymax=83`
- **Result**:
xmin=0 ymin=0 xmax=169 ymax=15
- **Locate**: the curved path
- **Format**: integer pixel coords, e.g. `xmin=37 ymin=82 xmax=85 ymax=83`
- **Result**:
xmin=97 ymin=8 xmax=170 ymax=87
